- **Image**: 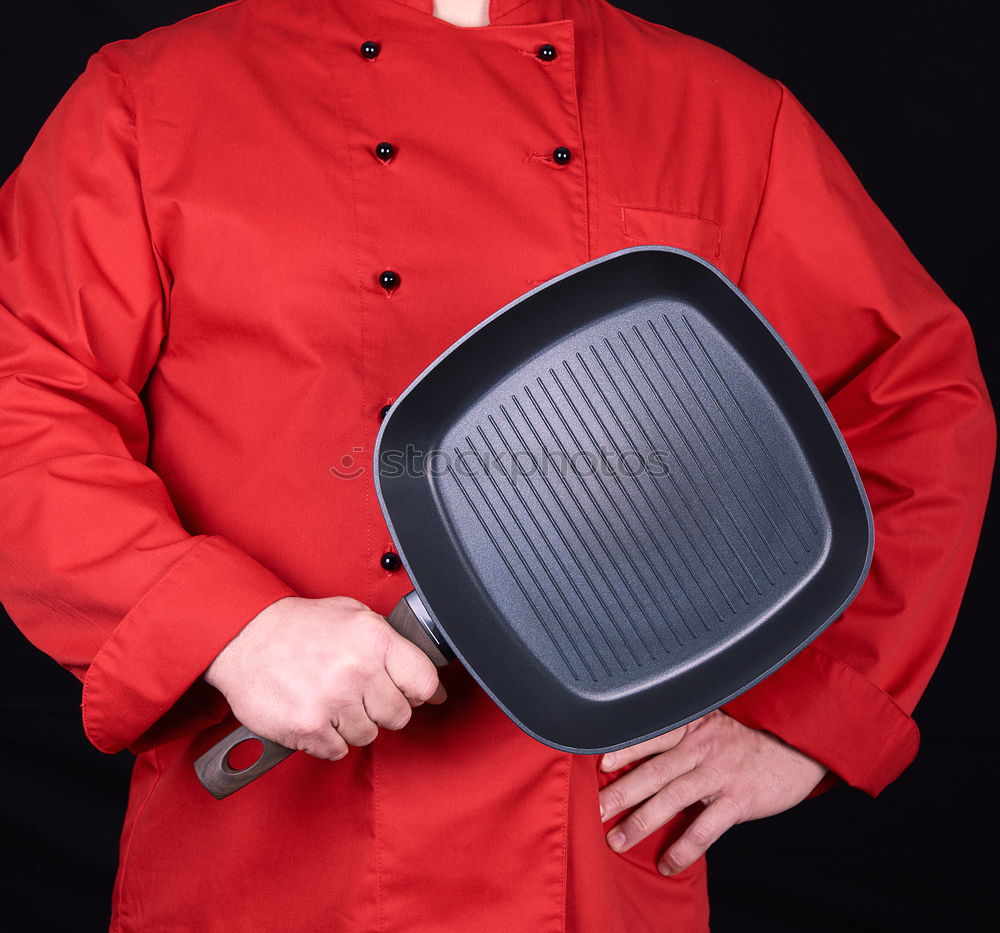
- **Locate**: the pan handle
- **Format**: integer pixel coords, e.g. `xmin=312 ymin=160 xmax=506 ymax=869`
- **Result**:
xmin=193 ymin=727 xmax=294 ymax=799
xmin=194 ymin=590 xmax=453 ymax=799
xmin=388 ymin=590 xmax=455 ymax=668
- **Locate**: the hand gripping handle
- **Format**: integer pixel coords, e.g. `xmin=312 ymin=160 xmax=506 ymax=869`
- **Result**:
xmin=194 ymin=591 xmax=452 ymax=799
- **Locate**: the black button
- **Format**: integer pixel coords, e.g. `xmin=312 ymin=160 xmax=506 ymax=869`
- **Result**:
xmin=360 ymin=41 xmax=380 ymax=59
xmin=375 ymin=141 xmax=395 ymax=162
xmin=378 ymin=403 xmax=392 ymax=420
xmin=553 ymin=146 xmax=572 ymax=165
xmin=537 ymin=44 xmax=557 ymax=61
xmin=379 ymin=270 xmax=400 ymax=291
xmin=380 ymin=551 xmax=401 ymax=572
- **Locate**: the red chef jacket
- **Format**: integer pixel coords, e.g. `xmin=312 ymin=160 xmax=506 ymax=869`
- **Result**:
xmin=0 ymin=0 xmax=993 ymax=930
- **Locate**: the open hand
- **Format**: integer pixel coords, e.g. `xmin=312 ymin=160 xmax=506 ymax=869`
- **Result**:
xmin=598 ymin=710 xmax=827 ymax=875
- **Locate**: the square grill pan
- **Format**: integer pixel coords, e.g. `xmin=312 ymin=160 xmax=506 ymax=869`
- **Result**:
xmin=375 ymin=245 xmax=873 ymax=753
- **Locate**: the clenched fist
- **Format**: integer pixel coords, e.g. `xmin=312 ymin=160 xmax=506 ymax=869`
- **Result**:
xmin=204 ymin=596 xmax=446 ymax=760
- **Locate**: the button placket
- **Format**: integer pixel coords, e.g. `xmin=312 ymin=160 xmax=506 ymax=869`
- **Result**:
xmin=357 ymin=35 xmax=411 ymax=574
xmin=522 ymin=30 xmax=581 ymax=176
xmin=362 ymin=44 xmax=401 ymax=300
xmin=356 ymin=37 xmax=403 ymax=575
xmin=532 ymin=25 xmax=589 ymax=257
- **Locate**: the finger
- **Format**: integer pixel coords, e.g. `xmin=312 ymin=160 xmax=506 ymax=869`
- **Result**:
xmin=657 ymin=796 xmax=743 ymax=875
xmin=362 ymin=675 xmax=414 ymax=731
xmin=426 ymin=681 xmax=448 ymax=705
xmin=600 ymin=719 xmax=700 ymax=772
xmin=401 ymin=680 xmax=448 ymax=707
xmin=288 ymin=723 xmax=349 ymax=762
xmin=384 ymin=634 xmax=444 ymax=706
xmin=599 ymin=745 xmax=699 ymax=821
xmin=606 ymin=768 xmax=718 ymax=853
xmin=332 ymin=703 xmax=380 ymax=747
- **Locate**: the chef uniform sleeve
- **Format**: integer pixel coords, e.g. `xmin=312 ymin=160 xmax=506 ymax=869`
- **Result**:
xmin=720 ymin=80 xmax=995 ymax=796
xmin=0 ymin=51 xmax=296 ymax=755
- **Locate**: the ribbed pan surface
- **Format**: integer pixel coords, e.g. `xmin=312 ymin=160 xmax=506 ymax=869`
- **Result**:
xmin=375 ymin=247 xmax=872 ymax=753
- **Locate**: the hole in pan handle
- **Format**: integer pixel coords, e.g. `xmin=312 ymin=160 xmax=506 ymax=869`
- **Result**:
xmin=193 ymin=727 xmax=294 ymax=800
xmin=193 ymin=591 xmax=453 ymax=799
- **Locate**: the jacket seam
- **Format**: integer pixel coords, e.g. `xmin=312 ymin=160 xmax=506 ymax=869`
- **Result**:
xmin=111 ymin=746 xmax=163 ymax=931
xmin=734 ymin=78 xmax=785 ymax=286
xmin=563 ymin=19 xmax=592 ymax=261
xmin=303 ymin=11 xmax=381 ymax=925
xmin=558 ymin=754 xmax=571 ymax=933
xmin=93 ymin=51 xmax=173 ymax=335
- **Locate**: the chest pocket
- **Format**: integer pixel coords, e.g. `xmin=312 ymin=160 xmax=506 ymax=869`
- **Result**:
xmin=619 ymin=205 xmax=722 ymax=266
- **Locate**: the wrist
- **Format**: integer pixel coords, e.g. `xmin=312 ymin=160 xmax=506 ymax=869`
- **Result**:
xmin=203 ymin=595 xmax=294 ymax=691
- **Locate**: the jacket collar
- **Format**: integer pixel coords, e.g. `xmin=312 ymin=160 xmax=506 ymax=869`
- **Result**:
xmin=387 ymin=1 xmax=565 ymax=24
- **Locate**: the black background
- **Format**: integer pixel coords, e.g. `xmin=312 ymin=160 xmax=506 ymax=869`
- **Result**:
xmin=0 ymin=2 xmax=996 ymax=931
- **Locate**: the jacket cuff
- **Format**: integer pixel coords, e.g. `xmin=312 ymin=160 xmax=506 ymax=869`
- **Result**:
xmin=81 ymin=535 xmax=296 ymax=753
xmin=721 ymin=644 xmax=920 ymax=796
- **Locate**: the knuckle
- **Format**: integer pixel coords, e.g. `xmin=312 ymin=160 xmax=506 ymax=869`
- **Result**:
xmin=660 ymin=851 xmax=686 ymax=874
xmin=334 ymin=656 xmax=379 ymax=689
xmin=363 ymin=609 xmax=392 ymax=634
xmin=326 ymin=595 xmax=366 ymax=612
xmin=626 ymin=809 xmax=654 ymax=838
xmin=337 ymin=652 xmax=368 ymax=677
xmin=657 ymin=786 xmax=683 ymax=813
xmin=687 ymin=823 xmax=715 ymax=848
xmin=718 ymin=794 xmax=746 ymax=822
xmin=645 ymin=756 xmax=673 ymax=788
xmin=300 ymin=738 xmax=344 ymax=761
xmin=285 ymin=716 xmax=328 ymax=744
xmin=601 ymin=787 xmax=625 ymax=814
xmin=382 ymin=706 xmax=412 ymax=730
xmin=349 ymin=725 xmax=379 ymax=747
xmin=689 ymin=731 xmax=715 ymax=758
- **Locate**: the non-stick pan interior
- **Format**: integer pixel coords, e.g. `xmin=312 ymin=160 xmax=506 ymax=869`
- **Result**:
xmin=376 ymin=247 xmax=872 ymax=752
